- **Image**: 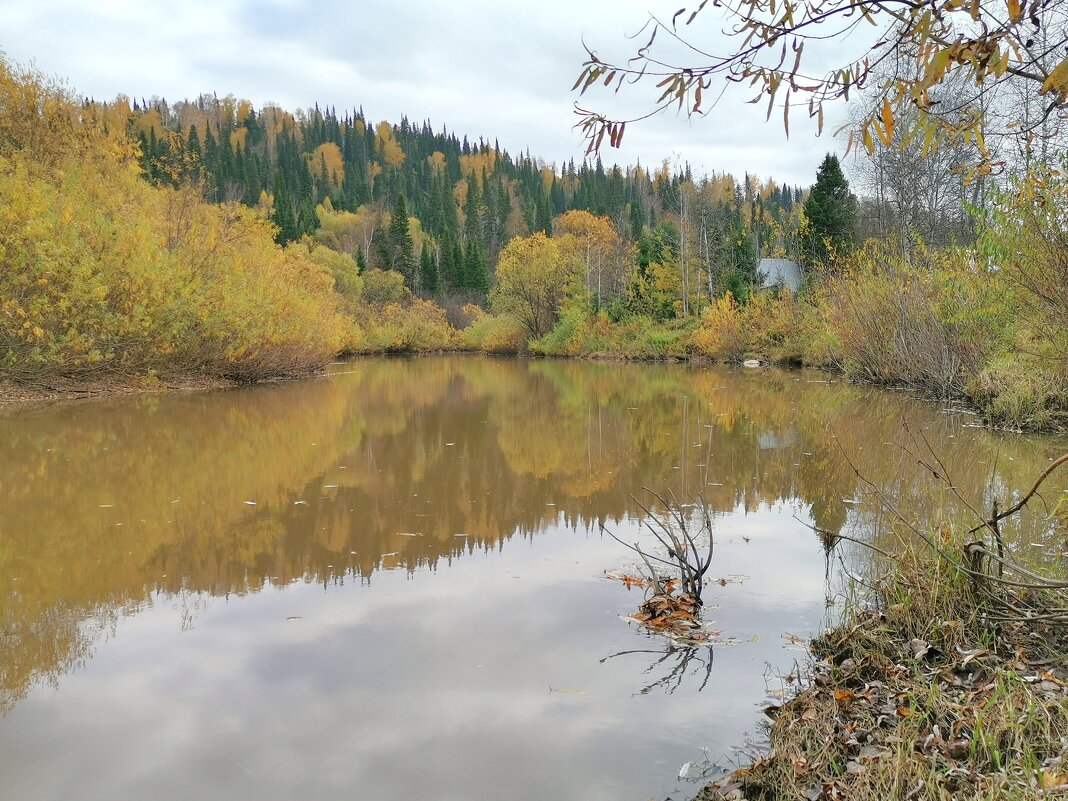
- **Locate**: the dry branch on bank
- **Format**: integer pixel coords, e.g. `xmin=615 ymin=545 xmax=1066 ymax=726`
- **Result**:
xmin=701 ymin=593 xmax=1068 ymax=801
xmin=853 ymin=424 xmax=1068 ymax=628
xmin=702 ymin=436 xmax=1068 ymax=801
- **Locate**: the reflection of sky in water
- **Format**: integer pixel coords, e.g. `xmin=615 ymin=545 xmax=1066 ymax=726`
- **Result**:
xmin=1 ymin=507 xmax=835 ymax=801
xmin=0 ymin=356 xmax=1063 ymax=801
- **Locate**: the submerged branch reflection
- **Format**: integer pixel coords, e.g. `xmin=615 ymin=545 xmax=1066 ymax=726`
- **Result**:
xmin=602 ymin=642 xmax=715 ymax=695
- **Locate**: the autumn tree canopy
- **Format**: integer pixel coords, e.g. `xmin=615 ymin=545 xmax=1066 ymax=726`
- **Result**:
xmin=490 ymin=233 xmax=582 ymax=340
xmin=574 ymin=0 xmax=1068 ymax=177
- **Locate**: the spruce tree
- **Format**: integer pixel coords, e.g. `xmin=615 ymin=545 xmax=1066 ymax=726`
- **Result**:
xmin=447 ymin=239 xmax=464 ymax=290
xmin=438 ymin=238 xmax=455 ymax=290
xmin=802 ymin=153 xmax=857 ymax=269
xmin=463 ymin=237 xmax=489 ymax=293
xmin=419 ymin=243 xmax=439 ymax=293
xmin=186 ymin=124 xmax=201 ymax=158
xmin=272 ymin=173 xmax=298 ymax=244
xmin=386 ymin=193 xmax=416 ymax=283
xmin=629 ymin=201 xmax=645 ymax=238
xmin=463 ymin=178 xmax=481 ymax=243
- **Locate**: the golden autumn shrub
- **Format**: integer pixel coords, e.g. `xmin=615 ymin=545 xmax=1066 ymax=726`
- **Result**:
xmin=691 ymin=291 xmax=810 ymax=363
xmin=0 ymin=56 xmax=346 ymax=382
xmin=532 ymin=305 xmax=693 ymax=359
xmin=691 ymin=293 xmax=745 ymax=361
xmin=360 ymin=268 xmax=411 ymax=305
xmin=347 ymin=298 xmax=461 ymax=353
xmin=820 ymin=240 xmax=1003 ymax=399
xmin=460 ymin=306 xmax=528 ymax=353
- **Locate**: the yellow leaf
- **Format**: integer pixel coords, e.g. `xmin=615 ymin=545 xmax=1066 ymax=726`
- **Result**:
xmin=1041 ymin=771 xmax=1067 ymax=789
xmin=875 ymin=119 xmax=892 ymax=147
xmin=1041 ymin=58 xmax=1068 ymax=101
xmin=881 ymin=98 xmax=895 ymax=142
xmin=834 ymin=689 xmax=855 ymax=707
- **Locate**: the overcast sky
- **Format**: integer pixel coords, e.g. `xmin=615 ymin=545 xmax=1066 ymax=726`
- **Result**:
xmin=3 ymin=0 xmax=855 ymax=185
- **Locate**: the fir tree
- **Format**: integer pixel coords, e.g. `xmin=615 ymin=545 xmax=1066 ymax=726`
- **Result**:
xmin=803 ymin=153 xmax=857 ymax=269
xmin=386 ymin=192 xmax=416 ymax=282
xmin=419 ymin=242 xmax=439 ymax=293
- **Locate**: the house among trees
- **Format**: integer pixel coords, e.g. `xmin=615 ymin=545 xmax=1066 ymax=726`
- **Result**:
xmin=757 ymin=258 xmax=802 ymax=293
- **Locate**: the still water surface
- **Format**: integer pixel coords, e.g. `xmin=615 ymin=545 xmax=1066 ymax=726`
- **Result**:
xmin=1 ymin=357 xmax=1064 ymax=800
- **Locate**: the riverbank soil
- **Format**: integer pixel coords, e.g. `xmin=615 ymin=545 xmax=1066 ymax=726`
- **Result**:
xmin=0 ymin=374 xmax=240 ymax=406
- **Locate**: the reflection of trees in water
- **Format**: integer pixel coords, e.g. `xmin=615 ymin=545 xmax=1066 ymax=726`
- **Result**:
xmin=601 ymin=642 xmax=715 ymax=695
xmin=0 ymin=603 xmax=119 ymax=715
xmin=0 ymin=357 xmax=1063 ymax=712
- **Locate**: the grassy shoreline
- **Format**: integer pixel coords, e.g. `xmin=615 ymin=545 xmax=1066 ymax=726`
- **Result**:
xmin=700 ymin=536 xmax=1068 ymax=801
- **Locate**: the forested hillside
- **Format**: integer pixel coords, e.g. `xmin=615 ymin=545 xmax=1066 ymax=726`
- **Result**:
xmin=116 ymin=93 xmax=806 ymax=301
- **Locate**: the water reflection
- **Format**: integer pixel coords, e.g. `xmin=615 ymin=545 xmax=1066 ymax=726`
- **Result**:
xmin=601 ymin=643 xmax=715 ymax=695
xmin=0 ymin=356 xmax=1064 ymax=799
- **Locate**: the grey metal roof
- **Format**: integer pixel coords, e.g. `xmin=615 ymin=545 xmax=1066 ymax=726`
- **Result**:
xmin=757 ymin=258 xmax=802 ymax=293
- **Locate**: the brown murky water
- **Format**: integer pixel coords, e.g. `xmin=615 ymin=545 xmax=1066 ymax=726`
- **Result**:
xmin=1 ymin=357 xmax=1064 ymax=801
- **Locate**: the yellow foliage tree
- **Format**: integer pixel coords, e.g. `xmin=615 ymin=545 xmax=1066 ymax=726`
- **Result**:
xmin=552 ymin=210 xmax=633 ymax=309
xmin=375 ymin=121 xmax=405 ymax=168
xmin=490 ymin=233 xmax=583 ymax=340
xmin=308 ymin=142 xmax=345 ymax=187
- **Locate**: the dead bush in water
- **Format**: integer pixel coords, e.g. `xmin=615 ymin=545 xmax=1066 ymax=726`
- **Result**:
xmin=603 ymin=490 xmax=715 ymax=640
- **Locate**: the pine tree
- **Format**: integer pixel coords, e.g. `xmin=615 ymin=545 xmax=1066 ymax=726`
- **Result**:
xmin=802 ymin=154 xmax=856 ymax=269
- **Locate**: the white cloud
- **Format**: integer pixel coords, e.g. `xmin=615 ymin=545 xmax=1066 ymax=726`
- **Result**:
xmin=1 ymin=0 xmax=856 ymax=184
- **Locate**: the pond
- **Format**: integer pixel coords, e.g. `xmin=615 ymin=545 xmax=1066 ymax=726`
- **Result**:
xmin=1 ymin=356 xmax=1064 ymax=801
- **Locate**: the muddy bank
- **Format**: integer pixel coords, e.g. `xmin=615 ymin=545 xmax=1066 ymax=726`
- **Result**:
xmin=0 ymin=373 xmax=252 ymax=407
